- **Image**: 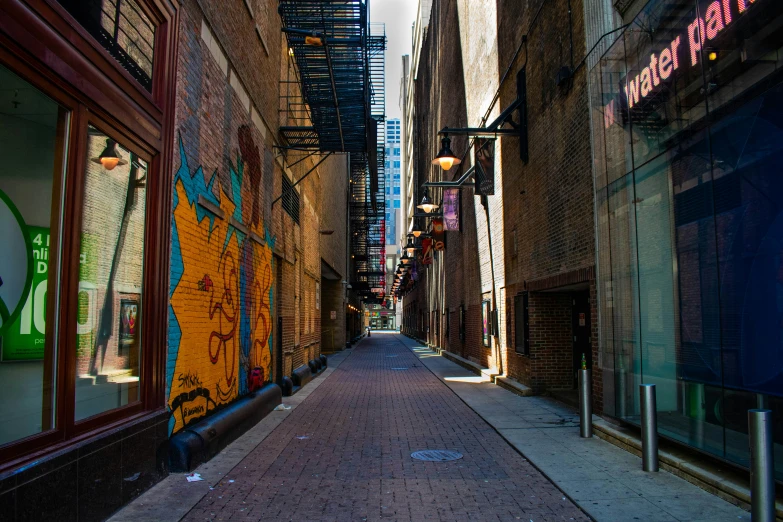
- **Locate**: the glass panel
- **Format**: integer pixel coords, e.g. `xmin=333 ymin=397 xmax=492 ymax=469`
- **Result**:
xmin=0 ymin=64 xmax=65 ymax=445
xmin=666 ymin=129 xmax=724 ymax=455
xmin=608 ymin=174 xmax=641 ymax=421
xmin=595 ymin=189 xmax=616 ymax=414
xmin=75 ymin=126 xmax=146 ymax=421
xmin=700 ymin=0 xmax=783 ymax=118
xmin=57 ymin=0 xmax=156 ymax=91
xmin=589 ymin=61 xmax=608 ymax=192
xmin=601 ymin=36 xmax=633 ymax=185
xmin=710 ymin=81 xmax=783 ymax=478
xmin=625 ymin=0 xmax=708 ymax=169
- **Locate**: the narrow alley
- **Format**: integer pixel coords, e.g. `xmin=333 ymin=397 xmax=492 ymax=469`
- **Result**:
xmin=113 ymin=333 xmax=750 ymax=521
xmin=2 ymin=0 xmax=782 ymax=519
xmin=175 ymin=333 xmax=586 ymax=521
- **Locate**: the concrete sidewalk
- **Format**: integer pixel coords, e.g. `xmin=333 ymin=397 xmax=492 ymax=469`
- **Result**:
xmin=401 ymin=337 xmax=750 ymax=522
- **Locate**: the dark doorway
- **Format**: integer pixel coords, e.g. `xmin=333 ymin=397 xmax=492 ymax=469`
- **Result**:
xmin=572 ymin=291 xmax=591 ymax=388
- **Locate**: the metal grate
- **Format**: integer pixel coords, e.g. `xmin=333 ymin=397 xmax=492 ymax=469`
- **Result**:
xmin=281 ymin=173 xmax=300 ymax=224
xmin=58 ymin=0 xmax=155 ymax=91
xmin=411 ymin=450 xmax=463 ymax=462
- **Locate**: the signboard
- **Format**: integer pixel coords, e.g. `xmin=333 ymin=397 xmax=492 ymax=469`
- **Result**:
xmin=474 ymin=139 xmax=495 ymax=196
xmin=0 ymin=190 xmax=34 ymax=338
xmin=330 ymin=310 xmax=337 ymax=320
xmin=421 ymin=238 xmax=433 ymax=265
xmin=1 ymin=226 xmax=49 ymax=361
xmin=602 ymin=0 xmax=765 ymax=126
xmin=443 ymin=189 xmax=460 ymax=231
xmin=118 ymin=299 xmax=139 ymax=357
xmin=431 ymin=218 xmax=445 ymax=251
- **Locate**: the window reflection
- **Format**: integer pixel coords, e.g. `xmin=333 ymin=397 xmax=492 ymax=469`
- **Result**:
xmin=0 ymin=64 xmax=65 ymax=445
xmin=75 ymin=126 xmax=146 ymax=421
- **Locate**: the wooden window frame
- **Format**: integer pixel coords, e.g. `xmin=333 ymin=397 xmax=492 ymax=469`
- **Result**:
xmin=0 ymin=0 xmax=178 ymax=471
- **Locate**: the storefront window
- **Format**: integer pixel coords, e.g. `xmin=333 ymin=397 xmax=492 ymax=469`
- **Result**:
xmin=0 ymin=64 xmax=66 ymax=446
xmin=592 ymin=0 xmax=783 ymax=479
xmin=74 ymin=126 xmax=146 ymax=421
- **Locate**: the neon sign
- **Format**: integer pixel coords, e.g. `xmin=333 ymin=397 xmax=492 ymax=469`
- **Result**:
xmin=606 ymin=0 xmax=759 ymax=124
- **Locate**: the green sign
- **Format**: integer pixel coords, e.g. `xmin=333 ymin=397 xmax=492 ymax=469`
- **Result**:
xmin=1 ymin=227 xmax=50 ymax=361
xmin=0 ymin=189 xmax=34 ymax=336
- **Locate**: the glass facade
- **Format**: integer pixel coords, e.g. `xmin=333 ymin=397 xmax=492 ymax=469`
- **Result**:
xmin=385 ymin=118 xmax=401 ymax=245
xmin=591 ymin=0 xmax=783 ymax=478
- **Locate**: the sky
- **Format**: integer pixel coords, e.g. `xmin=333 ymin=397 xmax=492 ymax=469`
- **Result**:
xmin=369 ymin=0 xmax=418 ymax=121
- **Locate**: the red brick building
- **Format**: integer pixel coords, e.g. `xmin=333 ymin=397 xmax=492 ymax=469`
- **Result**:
xmin=401 ymin=0 xmax=600 ymax=405
xmin=0 ymin=0 xmax=369 ymax=518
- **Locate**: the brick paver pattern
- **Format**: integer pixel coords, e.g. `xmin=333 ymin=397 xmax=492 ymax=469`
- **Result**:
xmin=184 ymin=333 xmax=589 ymax=521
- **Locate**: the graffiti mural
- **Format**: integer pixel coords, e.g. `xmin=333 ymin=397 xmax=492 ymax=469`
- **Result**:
xmin=167 ymin=127 xmax=274 ymax=434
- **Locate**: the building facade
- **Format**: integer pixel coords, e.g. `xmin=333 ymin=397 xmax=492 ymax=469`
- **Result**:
xmin=400 ymin=0 xmax=783 ymax=484
xmin=0 ymin=0 xmax=367 ymax=519
xmin=0 ymin=0 xmax=178 ymax=518
xmin=401 ymin=0 xmax=596 ymax=393
xmin=590 ymin=0 xmax=783 ymax=479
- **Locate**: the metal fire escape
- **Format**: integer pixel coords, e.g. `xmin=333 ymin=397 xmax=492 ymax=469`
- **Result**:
xmin=350 ymin=24 xmax=386 ymax=303
xmin=278 ymin=1 xmax=386 ymax=302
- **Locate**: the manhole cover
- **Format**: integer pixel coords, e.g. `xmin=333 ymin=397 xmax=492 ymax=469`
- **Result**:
xmin=411 ymin=450 xmax=463 ymax=462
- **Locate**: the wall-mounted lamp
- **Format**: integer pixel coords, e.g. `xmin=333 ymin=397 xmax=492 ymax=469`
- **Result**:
xmin=431 ymin=135 xmax=461 ymax=171
xmin=411 ymin=219 xmax=424 ymax=238
xmin=417 ymin=186 xmax=439 ymax=213
xmin=404 ymin=236 xmax=417 ymax=255
xmin=91 ymin=139 xmax=128 ymax=171
xmin=282 ymin=27 xmax=324 ymax=46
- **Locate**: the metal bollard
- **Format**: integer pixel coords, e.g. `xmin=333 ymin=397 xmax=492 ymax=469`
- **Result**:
xmin=748 ymin=409 xmax=774 ymax=522
xmin=640 ymin=384 xmax=658 ymax=472
xmin=579 ymin=369 xmax=592 ymax=438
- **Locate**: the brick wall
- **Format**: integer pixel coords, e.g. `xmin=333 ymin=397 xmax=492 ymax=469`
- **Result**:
xmin=405 ymin=0 xmax=602 ymax=408
xmin=166 ymin=0 xmax=341 ymax=435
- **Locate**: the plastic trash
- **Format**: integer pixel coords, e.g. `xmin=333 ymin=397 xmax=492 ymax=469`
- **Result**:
xmin=186 ymin=473 xmax=204 ymax=482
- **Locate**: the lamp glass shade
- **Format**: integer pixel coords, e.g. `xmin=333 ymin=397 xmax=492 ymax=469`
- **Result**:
xmin=91 ymin=139 xmax=128 ymax=171
xmin=305 ymin=34 xmax=324 ymax=46
xmin=417 ymin=187 xmax=439 ymax=213
xmin=431 ymin=136 xmax=462 ymax=171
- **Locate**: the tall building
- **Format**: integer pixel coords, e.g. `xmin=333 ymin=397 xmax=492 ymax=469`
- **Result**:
xmin=385 ymin=118 xmax=402 ymax=246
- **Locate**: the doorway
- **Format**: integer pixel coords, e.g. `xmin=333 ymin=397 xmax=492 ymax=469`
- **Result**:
xmin=572 ymin=291 xmax=591 ymax=388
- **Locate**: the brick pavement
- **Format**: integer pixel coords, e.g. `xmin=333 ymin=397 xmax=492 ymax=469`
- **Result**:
xmin=184 ymin=332 xmax=588 ymax=521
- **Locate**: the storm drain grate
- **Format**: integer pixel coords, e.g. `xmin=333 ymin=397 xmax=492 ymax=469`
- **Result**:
xmin=411 ymin=450 xmax=463 ymax=462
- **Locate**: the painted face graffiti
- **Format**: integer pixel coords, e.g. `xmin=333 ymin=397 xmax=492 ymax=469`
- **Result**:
xmin=167 ymin=128 xmax=275 ymax=433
